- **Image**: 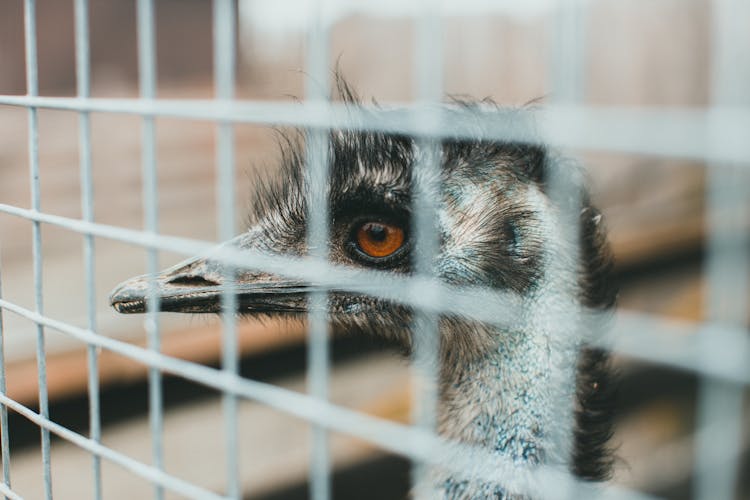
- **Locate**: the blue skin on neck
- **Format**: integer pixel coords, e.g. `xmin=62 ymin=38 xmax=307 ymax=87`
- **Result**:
xmin=440 ymin=416 xmax=543 ymax=499
xmin=438 ymin=335 xmax=553 ymax=499
xmin=441 ymin=478 xmax=505 ymax=499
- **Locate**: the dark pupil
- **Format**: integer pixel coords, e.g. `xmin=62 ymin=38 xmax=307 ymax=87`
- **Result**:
xmin=366 ymin=224 xmax=388 ymax=242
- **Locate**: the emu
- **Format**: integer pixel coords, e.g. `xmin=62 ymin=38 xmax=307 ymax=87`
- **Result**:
xmin=110 ymin=86 xmax=616 ymax=498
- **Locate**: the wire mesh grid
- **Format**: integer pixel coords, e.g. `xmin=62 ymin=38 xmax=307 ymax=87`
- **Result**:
xmin=0 ymin=0 xmax=748 ymax=499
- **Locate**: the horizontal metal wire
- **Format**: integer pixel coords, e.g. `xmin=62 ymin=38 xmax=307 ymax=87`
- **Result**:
xmin=0 ymin=203 xmax=748 ymax=384
xmin=0 ymin=392 xmax=227 ymax=500
xmin=1 ymin=96 xmax=749 ymax=163
xmin=0 ymin=482 xmax=23 ymax=500
xmin=0 ymin=202 xmax=523 ymax=327
xmin=0 ymin=296 xmax=656 ymax=500
xmin=604 ymin=311 xmax=750 ymax=384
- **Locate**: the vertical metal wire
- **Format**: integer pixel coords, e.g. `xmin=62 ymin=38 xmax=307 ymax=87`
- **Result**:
xmin=212 ymin=1 xmax=240 ymax=498
xmin=694 ymin=1 xmax=750 ymax=498
xmin=74 ymin=1 xmax=102 ymax=498
xmin=305 ymin=1 xmax=331 ymax=498
xmin=410 ymin=2 xmax=443 ymax=498
xmin=545 ymin=2 xmax=587 ymax=495
xmin=550 ymin=0 xmax=587 ymax=103
xmin=23 ymin=1 xmax=52 ymax=498
xmin=0 ymin=250 xmax=11 ymax=497
xmin=136 ymin=1 xmax=164 ymax=498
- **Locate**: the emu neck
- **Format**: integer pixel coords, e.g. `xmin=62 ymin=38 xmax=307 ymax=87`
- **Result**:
xmin=434 ymin=323 xmax=581 ymax=497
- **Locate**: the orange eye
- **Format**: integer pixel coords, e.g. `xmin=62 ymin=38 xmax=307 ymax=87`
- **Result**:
xmin=356 ymin=222 xmax=405 ymax=258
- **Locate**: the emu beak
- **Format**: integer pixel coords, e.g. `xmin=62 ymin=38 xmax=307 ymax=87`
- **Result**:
xmin=109 ymin=248 xmax=311 ymax=315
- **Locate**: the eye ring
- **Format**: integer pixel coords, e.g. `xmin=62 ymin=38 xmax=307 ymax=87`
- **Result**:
xmin=348 ymin=219 xmax=409 ymax=265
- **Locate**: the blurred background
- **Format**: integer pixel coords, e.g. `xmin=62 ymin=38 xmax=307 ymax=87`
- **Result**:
xmin=0 ymin=0 xmax=748 ymax=498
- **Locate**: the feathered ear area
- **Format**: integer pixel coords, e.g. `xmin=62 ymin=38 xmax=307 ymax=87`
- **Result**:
xmin=578 ymin=204 xmax=617 ymax=311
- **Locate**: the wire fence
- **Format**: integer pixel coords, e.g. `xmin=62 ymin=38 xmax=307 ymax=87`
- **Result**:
xmin=0 ymin=0 xmax=748 ymax=499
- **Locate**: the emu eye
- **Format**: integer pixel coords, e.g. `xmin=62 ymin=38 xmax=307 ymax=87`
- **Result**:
xmin=354 ymin=221 xmax=405 ymax=259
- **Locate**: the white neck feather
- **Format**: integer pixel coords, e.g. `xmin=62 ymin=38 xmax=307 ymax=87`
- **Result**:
xmin=429 ymin=186 xmax=585 ymax=498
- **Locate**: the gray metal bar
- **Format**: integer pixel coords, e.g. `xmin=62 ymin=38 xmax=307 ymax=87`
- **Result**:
xmin=550 ymin=0 xmax=587 ymax=102
xmin=410 ymin=1 xmax=443 ymax=498
xmin=212 ymin=0 xmax=240 ymax=498
xmin=0 ymin=250 xmax=11 ymax=497
xmin=694 ymin=2 xmax=750 ymax=498
xmin=545 ymin=0 xmax=589 ymax=489
xmin=0 ymin=297 xmax=655 ymax=500
xmin=136 ymin=1 xmax=164 ymax=498
xmin=2 ymin=201 xmax=750 ymax=387
xmin=0 ymin=202 xmax=748 ymax=385
xmin=694 ymin=163 xmax=748 ymax=499
xmin=304 ymin=2 xmax=331 ymax=498
xmin=0 ymin=482 xmax=22 ymax=500
xmin=1 ymin=95 xmax=750 ymax=164
xmin=23 ymin=1 xmax=52 ymax=498
xmin=605 ymin=312 xmax=750 ymax=384
xmin=74 ymin=0 xmax=102 ymax=498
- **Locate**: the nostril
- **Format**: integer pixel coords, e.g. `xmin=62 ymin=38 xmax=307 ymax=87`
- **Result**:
xmin=166 ymin=275 xmax=220 ymax=287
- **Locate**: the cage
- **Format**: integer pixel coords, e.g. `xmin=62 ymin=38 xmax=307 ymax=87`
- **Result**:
xmin=0 ymin=0 xmax=748 ymax=499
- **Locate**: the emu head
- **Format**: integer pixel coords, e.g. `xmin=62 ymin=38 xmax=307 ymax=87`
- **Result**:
xmin=109 ymin=96 xmax=618 ymax=486
xmin=110 ymin=104 xmax=614 ymax=363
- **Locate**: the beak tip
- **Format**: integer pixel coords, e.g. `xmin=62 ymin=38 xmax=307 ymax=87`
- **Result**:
xmin=109 ymin=278 xmax=148 ymax=314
